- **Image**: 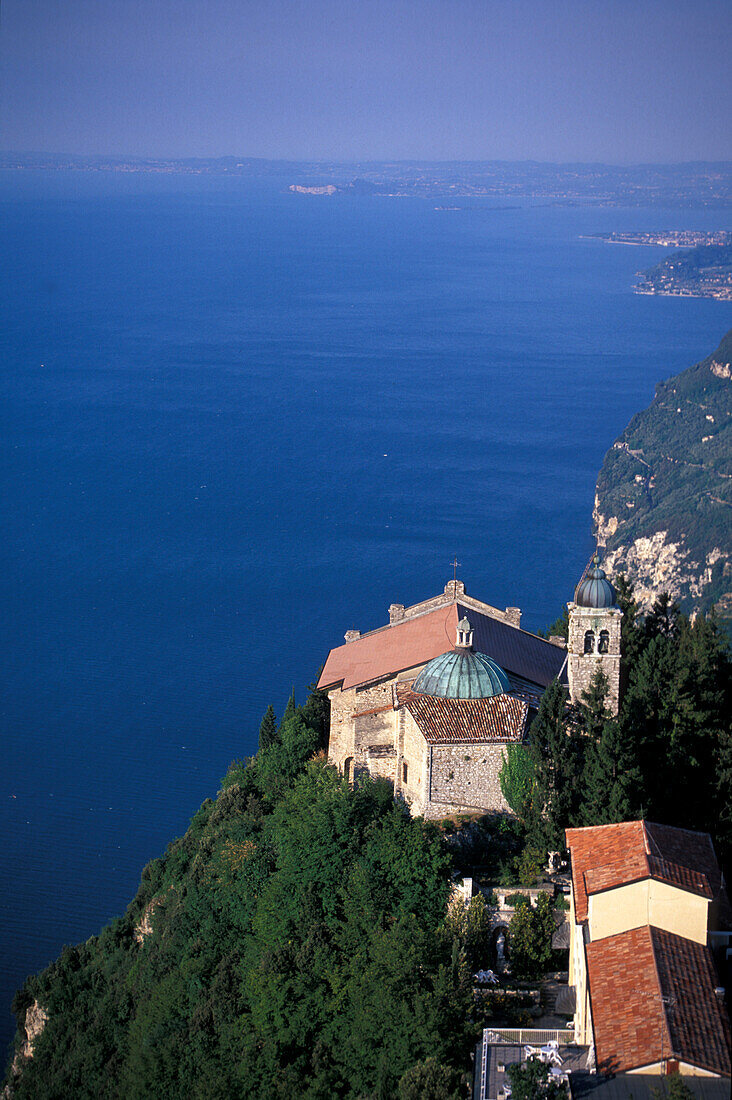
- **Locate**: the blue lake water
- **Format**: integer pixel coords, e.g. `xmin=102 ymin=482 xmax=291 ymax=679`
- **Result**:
xmin=1 ymin=169 xmax=730 ymax=1053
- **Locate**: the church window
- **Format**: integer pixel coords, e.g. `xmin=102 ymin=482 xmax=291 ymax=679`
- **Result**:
xmin=584 ymin=630 xmax=595 ymax=654
xmin=402 ymin=761 xmax=408 ymax=784
xmin=598 ymin=629 xmax=610 ymax=654
xmin=344 ymin=757 xmax=354 ymax=786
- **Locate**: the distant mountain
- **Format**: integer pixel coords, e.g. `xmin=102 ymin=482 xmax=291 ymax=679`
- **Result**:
xmin=595 ymin=331 xmax=732 ymax=622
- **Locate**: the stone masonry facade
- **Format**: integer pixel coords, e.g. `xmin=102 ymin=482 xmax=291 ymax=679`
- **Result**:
xmin=322 ymin=576 xmax=626 ymax=818
xmin=426 ymin=743 xmax=512 ymax=817
xmin=327 ymin=679 xmax=520 ymax=818
xmin=566 ymin=603 xmax=622 ymax=714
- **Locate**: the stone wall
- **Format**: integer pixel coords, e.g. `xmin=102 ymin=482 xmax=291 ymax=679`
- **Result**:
xmin=326 ymin=687 xmax=357 ymax=769
xmin=399 ymin=708 xmax=431 ymax=814
xmin=327 ymin=678 xmax=396 ymax=773
xmin=425 ymin=742 xmax=514 ymax=817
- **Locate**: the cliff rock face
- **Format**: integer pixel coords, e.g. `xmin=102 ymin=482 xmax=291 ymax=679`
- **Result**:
xmin=3 ymin=1000 xmax=48 ymax=1096
xmin=594 ymin=331 xmax=732 ymax=621
xmin=133 ymin=897 xmax=162 ymax=944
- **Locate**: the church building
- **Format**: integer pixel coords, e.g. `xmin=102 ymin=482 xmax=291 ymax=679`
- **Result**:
xmin=317 ymin=561 xmax=621 ymax=819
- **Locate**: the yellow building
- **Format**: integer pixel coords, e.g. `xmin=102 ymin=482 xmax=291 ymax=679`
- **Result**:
xmin=566 ymin=820 xmax=731 ymax=1079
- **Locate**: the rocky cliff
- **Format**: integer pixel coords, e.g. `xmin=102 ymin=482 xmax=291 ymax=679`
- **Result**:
xmin=594 ymin=331 xmax=732 ymax=622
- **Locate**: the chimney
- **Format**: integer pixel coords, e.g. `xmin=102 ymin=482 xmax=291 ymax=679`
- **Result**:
xmin=389 ymin=603 xmax=405 ymax=624
xmin=504 ymin=607 xmax=521 ymax=628
xmin=344 ymin=629 xmax=361 ymax=643
xmin=549 ymin=635 xmax=567 ymax=648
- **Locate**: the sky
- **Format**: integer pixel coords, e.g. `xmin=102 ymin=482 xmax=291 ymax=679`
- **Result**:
xmin=1 ymin=0 xmax=730 ymax=163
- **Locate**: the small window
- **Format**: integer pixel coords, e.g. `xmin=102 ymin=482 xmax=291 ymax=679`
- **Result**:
xmin=584 ymin=630 xmax=595 ymax=654
xmin=402 ymin=762 xmax=408 ymax=784
xmin=598 ymin=629 xmax=610 ymax=654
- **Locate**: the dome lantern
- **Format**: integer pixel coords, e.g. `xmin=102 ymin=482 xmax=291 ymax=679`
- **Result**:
xmin=574 ymin=554 xmax=616 ymax=609
xmin=456 ymin=615 xmax=474 ymax=649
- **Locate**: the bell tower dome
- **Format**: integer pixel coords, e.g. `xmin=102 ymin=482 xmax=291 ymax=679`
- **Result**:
xmin=567 ymin=555 xmax=623 ymax=714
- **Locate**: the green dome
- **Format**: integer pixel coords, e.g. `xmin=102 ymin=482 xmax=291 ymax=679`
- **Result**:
xmin=575 ymin=557 xmax=616 ymax=609
xmin=412 ymin=648 xmax=511 ymax=700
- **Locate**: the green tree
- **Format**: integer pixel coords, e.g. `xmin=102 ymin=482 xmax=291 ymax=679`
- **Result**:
xmin=499 ymin=743 xmax=537 ymax=823
xmin=581 ymin=716 xmax=641 ymax=825
xmin=507 ymin=1057 xmax=568 ymax=1100
xmin=526 ymin=680 xmax=581 ymax=851
xmin=539 ymin=605 xmax=569 ymax=641
xmin=613 ymin=572 xmax=644 ymax=668
xmin=257 ymin=711 xmax=321 ymax=800
xmin=620 ymin=604 xmax=731 ymax=835
xmin=651 ymin=1071 xmax=698 ymax=1100
xmin=515 ymin=844 xmax=545 ymax=886
xmin=280 ymin=688 xmax=296 ymax=725
xmin=257 ymin=704 xmax=278 ymax=753
xmin=300 ymin=680 xmax=330 ymax=751
xmin=398 ymin=1057 xmax=462 ymax=1100
xmin=445 ymin=893 xmax=493 ymax=973
xmin=576 ymin=668 xmax=641 ymax=826
xmin=508 ymin=892 xmax=555 ymax=979
xmin=643 ymin=592 xmax=681 ymax=642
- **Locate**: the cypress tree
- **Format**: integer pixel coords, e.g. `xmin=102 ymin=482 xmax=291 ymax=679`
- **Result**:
xmin=581 ymin=717 xmax=641 ymax=826
xmin=258 ymin=705 xmax=278 ymax=754
xmin=643 ymin=592 xmax=681 ymax=642
xmin=301 ymin=681 xmax=331 ymax=751
xmin=526 ymin=680 xmax=581 ymax=851
xmin=613 ymin=573 xmax=643 ymax=668
xmin=281 ymin=689 xmax=297 ymax=726
xmin=575 ymin=667 xmax=610 ymax=743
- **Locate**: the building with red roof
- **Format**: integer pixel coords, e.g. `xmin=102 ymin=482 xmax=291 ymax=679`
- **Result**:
xmin=566 ymin=821 xmax=731 ymax=1080
xmin=317 ymin=577 xmax=568 ymax=816
xmin=318 ymin=563 xmax=624 ymax=817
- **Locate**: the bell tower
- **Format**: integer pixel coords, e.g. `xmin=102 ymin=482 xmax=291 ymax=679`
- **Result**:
xmin=567 ymin=556 xmax=622 ymax=715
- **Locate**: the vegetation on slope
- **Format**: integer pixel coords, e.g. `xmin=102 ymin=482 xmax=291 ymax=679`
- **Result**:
xmin=594 ymin=330 xmax=732 ymax=620
xmin=5 ymin=690 xmax=473 ymax=1100
xmin=501 ymin=582 xmax=732 ymax=874
xmin=6 ymin=581 xmax=731 ymax=1097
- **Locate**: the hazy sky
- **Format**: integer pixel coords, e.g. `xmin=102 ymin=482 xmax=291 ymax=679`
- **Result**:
xmin=2 ymin=0 xmax=730 ymax=162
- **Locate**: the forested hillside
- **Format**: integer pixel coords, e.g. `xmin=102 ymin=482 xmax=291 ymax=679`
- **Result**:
xmin=502 ymin=586 xmax=732 ymax=873
xmin=594 ymin=330 xmax=732 ymax=623
xmin=4 ymin=690 xmax=474 ymax=1100
xmin=5 ymin=587 xmax=731 ymax=1099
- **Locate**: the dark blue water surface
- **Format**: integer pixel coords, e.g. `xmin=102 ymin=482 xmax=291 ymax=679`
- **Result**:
xmin=1 ymin=170 xmax=730 ymax=1051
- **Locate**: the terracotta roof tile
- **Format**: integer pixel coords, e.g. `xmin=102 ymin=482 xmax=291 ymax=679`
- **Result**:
xmin=395 ymin=683 xmax=528 ymax=744
xmin=317 ymin=599 xmax=568 ymax=693
xmin=652 ymin=926 xmax=731 ymax=1077
xmin=586 ymin=926 xmax=731 ymax=1076
xmin=566 ymin=822 xmax=648 ymax=922
xmin=318 ymin=605 xmax=459 ymax=691
xmin=566 ymin=821 xmax=722 ymax=923
xmin=645 ymin=822 xmax=722 ymax=899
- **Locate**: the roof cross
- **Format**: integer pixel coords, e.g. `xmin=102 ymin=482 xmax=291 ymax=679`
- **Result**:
xmin=451 ymin=557 xmax=461 ymax=583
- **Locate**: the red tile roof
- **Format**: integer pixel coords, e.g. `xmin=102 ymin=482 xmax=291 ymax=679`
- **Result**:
xmin=645 ymin=821 xmax=722 ymax=899
xmin=317 ymin=598 xmax=568 ymax=693
xmin=586 ymin=925 xmax=731 ymax=1076
xmin=566 ymin=821 xmax=720 ymax=923
xmin=567 ymin=821 xmax=647 ymax=922
xmin=318 ymin=604 xmax=459 ymax=691
xmin=394 ymin=681 xmax=528 ymax=744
